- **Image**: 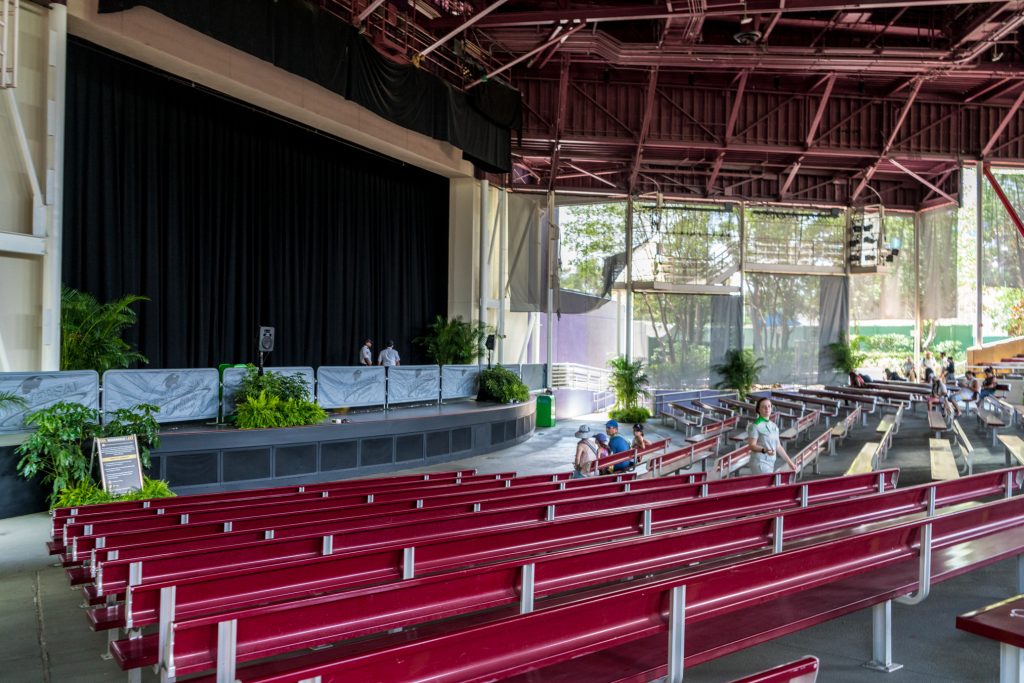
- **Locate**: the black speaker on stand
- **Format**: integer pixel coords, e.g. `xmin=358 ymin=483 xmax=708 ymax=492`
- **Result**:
xmin=485 ymin=334 xmax=495 ymax=368
xmin=258 ymin=326 xmax=275 ymax=376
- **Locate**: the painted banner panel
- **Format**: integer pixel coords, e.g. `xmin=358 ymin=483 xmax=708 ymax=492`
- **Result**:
xmin=317 ymin=366 xmax=387 ymax=408
xmin=441 ymin=364 xmax=480 ymax=400
xmin=388 ymin=365 xmax=440 ymax=404
xmin=102 ymin=369 xmax=219 ymax=423
xmin=0 ymin=371 xmax=100 ymax=433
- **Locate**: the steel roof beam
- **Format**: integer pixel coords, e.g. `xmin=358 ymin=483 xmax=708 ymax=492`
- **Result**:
xmin=981 ymin=87 xmax=1024 ymax=158
xmin=887 ymin=159 xmax=958 ymax=204
xmin=548 ymin=57 xmax=571 ymax=192
xmin=432 ymin=1 xmax=1009 ymax=29
xmin=629 ymin=67 xmax=660 ymax=194
xmin=417 ymin=0 xmax=510 ymax=60
xmin=851 ymin=77 xmax=923 ymax=200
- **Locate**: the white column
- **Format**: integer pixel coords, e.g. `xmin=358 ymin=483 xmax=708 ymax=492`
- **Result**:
xmin=40 ymin=3 xmax=67 ymax=371
xmin=976 ymin=163 xmax=984 ymax=347
xmin=914 ymin=211 xmax=921 ymax=366
xmin=498 ymin=188 xmax=507 ymax=363
xmin=479 ymin=179 xmax=489 ymax=329
xmin=545 ymin=191 xmax=555 ymax=387
xmin=625 ymin=197 xmax=634 ymax=360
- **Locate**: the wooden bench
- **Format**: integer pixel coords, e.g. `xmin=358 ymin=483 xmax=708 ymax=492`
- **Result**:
xmin=998 ymin=433 xmax=1024 ymax=468
xmin=693 ymin=399 xmax=734 ymax=419
xmin=927 ymin=406 xmax=949 ymax=438
xmin=773 ymin=391 xmax=840 ymax=426
xmin=780 ymin=410 xmax=819 ymax=442
xmin=977 ymin=403 xmax=1007 ymax=447
xmin=952 ymin=419 xmax=975 ymax=476
xmin=661 ymin=401 xmax=704 ymax=433
xmin=845 ymin=442 xmax=878 ymax=475
xmin=827 ymin=406 xmax=861 ymax=456
xmin=928 ymin=438 xmax=959 ymax=481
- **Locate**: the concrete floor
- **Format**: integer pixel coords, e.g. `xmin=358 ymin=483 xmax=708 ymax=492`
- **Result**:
xmin=0 ymin=404 xmax=1019 ymax=682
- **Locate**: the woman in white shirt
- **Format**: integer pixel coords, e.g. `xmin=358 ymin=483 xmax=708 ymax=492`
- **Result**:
xmin=746 ymin=398 xmax=797 ymax=475
xmin=572 ymin=425 xmax=598 ymax=478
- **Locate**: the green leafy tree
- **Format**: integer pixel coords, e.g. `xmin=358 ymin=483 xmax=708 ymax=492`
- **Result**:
xmin=61 ymin=286 xmax=148 ymax=375
xmin=608 ymin=356 xmax=650 ymax=411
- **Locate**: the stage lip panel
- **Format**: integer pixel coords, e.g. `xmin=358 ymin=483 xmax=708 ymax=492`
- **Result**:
xmin=316 ymin=366 xmax=387 ymax=409
xmin=0 ymin=370 xmax=100 ymax=434
xmin=102 ymin=368 xmax=219 ymax=423
xmin=387 ymin=365 xmax=441 ymax=405
xmin=441 ymin=364 xmax=480 ymax=400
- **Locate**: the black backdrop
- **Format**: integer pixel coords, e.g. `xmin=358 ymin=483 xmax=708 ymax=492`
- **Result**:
xmin=62 ymin=38 xmax=450 ymax=369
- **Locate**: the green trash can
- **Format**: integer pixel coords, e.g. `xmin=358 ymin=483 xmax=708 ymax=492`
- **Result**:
xmin=536 ymin=394 xmax=555 ymax=428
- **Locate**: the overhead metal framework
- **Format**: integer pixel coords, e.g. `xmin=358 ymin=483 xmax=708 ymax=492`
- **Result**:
xmin=340 ymin=0 xmax=1024 ymax=209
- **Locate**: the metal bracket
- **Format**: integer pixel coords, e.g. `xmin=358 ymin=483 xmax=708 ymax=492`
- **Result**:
xmin=895 ymin=522 xmax=932 ymax=605
xmin=862 ymin=600 xmax=904 ymax=672
xmin=519 ymin=563 xmax=535 ymax=614
xmin=666 ymin=585 xmax=686 ymax=683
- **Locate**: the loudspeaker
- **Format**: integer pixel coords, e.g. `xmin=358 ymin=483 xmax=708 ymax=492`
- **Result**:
xmin=485 ymin=334 xmax=496 ymax=351
xmin=258 ymin=326 xmax=275 ymax=353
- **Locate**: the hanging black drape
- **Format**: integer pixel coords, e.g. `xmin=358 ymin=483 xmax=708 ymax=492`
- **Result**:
xmin=63 ymin=38 xmax=449 ymax=369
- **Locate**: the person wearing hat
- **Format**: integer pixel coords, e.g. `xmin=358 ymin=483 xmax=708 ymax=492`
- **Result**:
xmin=359 ymin=339 xmax=373 ymax=366
xmin=746 ymin=397 xmax=797 ymax=475
xmin=603 ymin=419 xmax=633 ymax=473
xmin=573 ymin=425 xmax=598 ymax=478
xmin=594 ymin=432 xmax=611 ymax=460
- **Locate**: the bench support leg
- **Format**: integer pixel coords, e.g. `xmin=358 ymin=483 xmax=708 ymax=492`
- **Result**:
xmin=216 ymin=619 xmax=238 ymax=683
xmin=666 ymin=585 xmax=686 ymax=683
xmin=863 ymin=600 xmax=903 ymax=672
xmin=1001 ymin=644 xmax=1024 ymax=683
xmin=1017 ymin=554 xmax=1024 ymax=594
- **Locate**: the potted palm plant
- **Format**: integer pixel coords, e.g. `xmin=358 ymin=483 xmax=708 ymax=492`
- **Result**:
xmin=608 ymin=356 xmax=651 ymax=424
xmin=711 ymin=349 xmax=765 ymax=400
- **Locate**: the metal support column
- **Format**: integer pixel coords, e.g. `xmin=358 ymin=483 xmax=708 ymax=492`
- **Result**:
xmin=863 ymin=600 xmax=903 ymax=672
xmin=913 ymin=211 xmax=921 ymax=367
xmin=41 ymin=3 xmax=66 ymax=371
xmin=498 ymin=187 xmax=508 ymax=363
xmin=977 ymin=164 xmax=984 ymax=347
xmin=545 ymin=191 xmax=555 ymax=388
xmin=625 ymin=197 xmax=634 ymax=360
xmin=479 ymin=179 xmax=490 ymax=331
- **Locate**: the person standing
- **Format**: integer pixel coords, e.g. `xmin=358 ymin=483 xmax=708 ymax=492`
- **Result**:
xmin=746 ymin=398 xmax=797 ymax=475
xmin=359 ymin=339 xmax=373 ymax=366
xmin=378 ymin=340 xmax=401 ymax=367
xmin=572 ymin=425 xmax=598 ymax=478
xmin=944 ymin=353 xmax=956 ymax=379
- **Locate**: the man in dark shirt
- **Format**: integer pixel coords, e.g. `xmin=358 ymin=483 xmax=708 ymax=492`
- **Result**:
xmin=980 ymin=368 xmax=998 ymax=401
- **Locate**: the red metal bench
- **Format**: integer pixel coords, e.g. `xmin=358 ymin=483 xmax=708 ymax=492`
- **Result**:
xmin=50 ymin=468 xmax=480 ymax=541
xmin=727 ymin=656 xmax=819 ymax=683
xmin=88 ymin=469 xmax=816 ymax=596
xmin=146 ymin=469 xmax=1021 ymax=682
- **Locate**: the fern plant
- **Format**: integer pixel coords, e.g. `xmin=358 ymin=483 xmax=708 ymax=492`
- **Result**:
xmin=60 ymin=286 xmax=148 ymax=375
xmin=232 ymin=367 xmax=325 ymax=429
xmin=711 ymin=349 xmax=765 ymax=400
xmin=608 ymin=357 xmax=650 ymax=411
xmin=827 ymin=334 xmax=867 ymax=374
xmin=52 ymin=476 xmax=174 ymax=510
xmin=415 ymin=315 xmax=489 ymax=365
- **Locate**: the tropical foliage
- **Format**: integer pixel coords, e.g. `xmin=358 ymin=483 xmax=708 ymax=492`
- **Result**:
xmin=477 ymin=365 xmax=529 ymax=404
xmin=711 ymin=349 xmax=764 ymax=400
xmin=52 ymin=477 xmax=174 ymax=510
xmin=414 ymin=315 xmax=489 ymax=365
xmin=827 ymin=334 xmax=867 ymax=374
xmin=60 ymin=286 xmax=148 ymax=375
xmin=15 ymin=401 xmax=163 ymax=504
xmin=232 ymin=366 xmax=326 ymax=429
xmin=608 ymin=356 xmax=650 ymax=411
xmin=608 ymin=406 xmax=650 ymax=424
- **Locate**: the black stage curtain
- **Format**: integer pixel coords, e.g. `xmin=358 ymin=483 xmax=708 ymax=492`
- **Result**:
xmin=96 ymin=0 xmax=517 ymax=173
xmin=63 ymin=38 xmax=449 ymax=369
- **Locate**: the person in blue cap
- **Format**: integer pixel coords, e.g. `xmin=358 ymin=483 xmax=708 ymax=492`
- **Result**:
xmin=604 ymin=419 xmax=633 ymax=473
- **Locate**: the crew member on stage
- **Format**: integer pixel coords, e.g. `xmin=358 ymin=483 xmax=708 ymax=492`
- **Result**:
xmin=360 ymin=339 xmax=373 ymax=366
xmin=378 ymin=340 xmax=401 ymax=367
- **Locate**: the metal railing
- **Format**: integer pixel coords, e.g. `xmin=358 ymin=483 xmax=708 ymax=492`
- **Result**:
xmin=551 ymin=363 xmax=611 ymax=392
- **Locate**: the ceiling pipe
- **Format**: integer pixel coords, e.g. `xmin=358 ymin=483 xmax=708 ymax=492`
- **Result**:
xmin=417 ymin=0 xmax=510 ymax=61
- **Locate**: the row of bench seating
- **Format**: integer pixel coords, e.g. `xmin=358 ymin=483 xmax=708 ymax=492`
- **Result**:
xmin=66 ymin=466 xmax=1024 ymax=682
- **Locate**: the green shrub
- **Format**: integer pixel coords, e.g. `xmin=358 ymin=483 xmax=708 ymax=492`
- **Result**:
xmin=932 ymin=339 xmax=965 ymax=360
xmin=415 ymin=315 xmax=490 ymax=365
xmin=477 ymin=365 xmax=529 ymax=404
xmin=51 ymin=476 xmax=175 ymax=510
xmin=233 ymin=367 xmax=326 ymax=429
xmin=16 ymin=402 xmax=99 ymax=502
xmin=711 ymin=349 xmax=765 ymax=400
xmin=608 ymin=407 xmax=650 ymax=424
xmin=16 ymin=401 xmax=165 ymax=504
xmin=859 ymin=333 xmax=913 ymax=355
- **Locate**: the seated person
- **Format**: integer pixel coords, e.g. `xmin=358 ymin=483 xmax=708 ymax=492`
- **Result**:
xmin=956 ymin=371 xmax=981 ymax=410
xmin=979 ymin=368 xmax=998 ymax=401
xmin=902 ymin=357 xmax=917 ymax=382
xmin=572 ymin=425 xmax=598 ymax=478
xmin=849 ymin=371 xmax=866 ymax=388
xmin=885 ymin=368 xmax=906 ymax=381
xmin=603 ymin=419 xmax=634 ymax=473
xmin=631 ymin=423 xmax=650 ymax=452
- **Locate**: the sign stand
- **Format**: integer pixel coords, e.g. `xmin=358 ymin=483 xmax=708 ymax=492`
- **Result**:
xmin=95 ymin=435 xmax=144 ymax=496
